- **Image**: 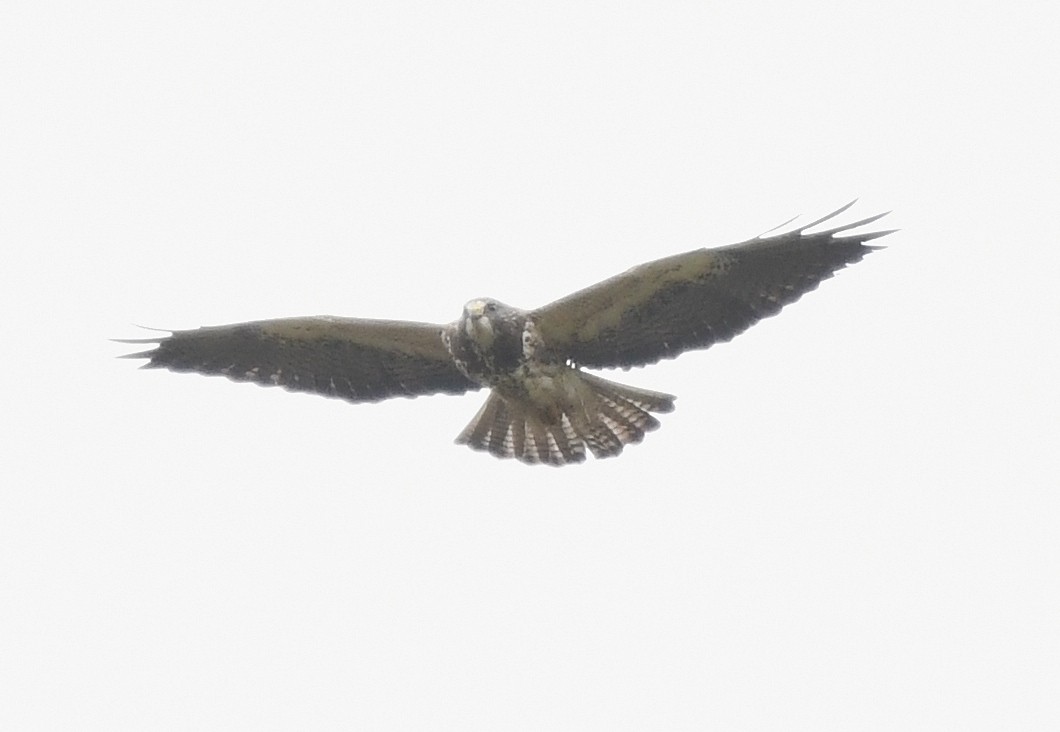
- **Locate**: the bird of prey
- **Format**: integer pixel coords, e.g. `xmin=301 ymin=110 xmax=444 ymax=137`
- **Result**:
xmin=121 ymin=202 xmax=892 ymax=466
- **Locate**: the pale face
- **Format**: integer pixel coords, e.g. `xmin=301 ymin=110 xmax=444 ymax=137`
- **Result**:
xmin=462 ymin=298 xmax=500 ymax=349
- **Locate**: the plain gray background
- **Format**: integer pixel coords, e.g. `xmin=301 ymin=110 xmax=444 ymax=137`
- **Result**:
xmin=3 ymin=1 xmax=1058 ymax=729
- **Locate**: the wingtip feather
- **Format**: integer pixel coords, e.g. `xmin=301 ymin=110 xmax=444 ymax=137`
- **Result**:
xmin=795 ymin=199 xmax=859 ymax=232
xmin=824 ymin=210 xmax=891 ymax=235
xmin=758 ymin=214 xmax=801 ymax=237
xmin=758 ymin=199 xmax=873 ymax=240
xmin=117 ymin=349 xmax=158 ymax=360
xmin=854 ymin=228 xmax=899 ymax=243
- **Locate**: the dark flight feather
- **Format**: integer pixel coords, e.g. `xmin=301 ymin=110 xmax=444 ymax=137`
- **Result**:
xmin=119 ymin=317 xmax=477 ymax=403
xmin=531 ymin=202 xmax=893 ymax=369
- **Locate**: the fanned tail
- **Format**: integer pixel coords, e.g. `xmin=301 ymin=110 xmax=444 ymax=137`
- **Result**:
xmin=455 ymin=372 xmax=675 ymax=466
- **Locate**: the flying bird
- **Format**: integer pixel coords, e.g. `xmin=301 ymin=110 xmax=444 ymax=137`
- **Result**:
xmin=121 ymin=202 xmax=892 ymax=465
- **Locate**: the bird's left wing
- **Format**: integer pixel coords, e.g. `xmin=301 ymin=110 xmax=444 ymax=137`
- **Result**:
xmin=119 ymin=316 xmax=478 ymax=403
xmin=531 ymin=203 xmax=894 ymax=370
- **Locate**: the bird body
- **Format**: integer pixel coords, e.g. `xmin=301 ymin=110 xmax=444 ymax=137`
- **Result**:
xmin=121 ymin=202 xmax=893 ymax=465
xmin=442 ymin=298 xmax=676 ymax=463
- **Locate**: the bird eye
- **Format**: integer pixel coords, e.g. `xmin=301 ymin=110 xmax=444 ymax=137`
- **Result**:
xmin=486 ymin=302 xmax=496 ymax=312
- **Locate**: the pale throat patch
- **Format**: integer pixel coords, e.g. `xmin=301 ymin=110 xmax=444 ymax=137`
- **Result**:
xmin=464 ymin=302 xmax=495 ymax=349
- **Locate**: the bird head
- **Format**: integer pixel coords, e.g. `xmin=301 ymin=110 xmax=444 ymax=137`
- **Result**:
xmin=460 ymin=298 xmax=502 ymax=347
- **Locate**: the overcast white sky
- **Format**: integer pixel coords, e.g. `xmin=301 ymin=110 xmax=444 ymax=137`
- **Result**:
xmin=3 ymin=1 xmax=1059 ymax=729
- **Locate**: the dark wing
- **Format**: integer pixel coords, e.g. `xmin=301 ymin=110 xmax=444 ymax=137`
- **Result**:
xmin=119 ymin=316 xmax=478 ymax=403
xmin=531 ymin=202 xmax=894 ymax=369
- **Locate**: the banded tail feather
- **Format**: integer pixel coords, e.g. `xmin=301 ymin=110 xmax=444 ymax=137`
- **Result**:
xmin=455 ymin=371 xmax=675 ymax=466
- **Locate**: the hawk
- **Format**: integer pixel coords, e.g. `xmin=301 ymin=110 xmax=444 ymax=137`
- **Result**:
xmin=121 ymin=202 xmax=892 ymax=465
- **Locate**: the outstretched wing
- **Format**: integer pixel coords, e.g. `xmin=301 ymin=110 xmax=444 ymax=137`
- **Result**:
xmin=119 ymin=316 xmax=478 ymax=403
xmin=531 ymin=202 xmax=894 ymax=370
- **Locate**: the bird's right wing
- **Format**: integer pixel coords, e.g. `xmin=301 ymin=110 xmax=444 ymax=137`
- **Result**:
xmin=119 ymin=316 xmax=478 ymax=403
